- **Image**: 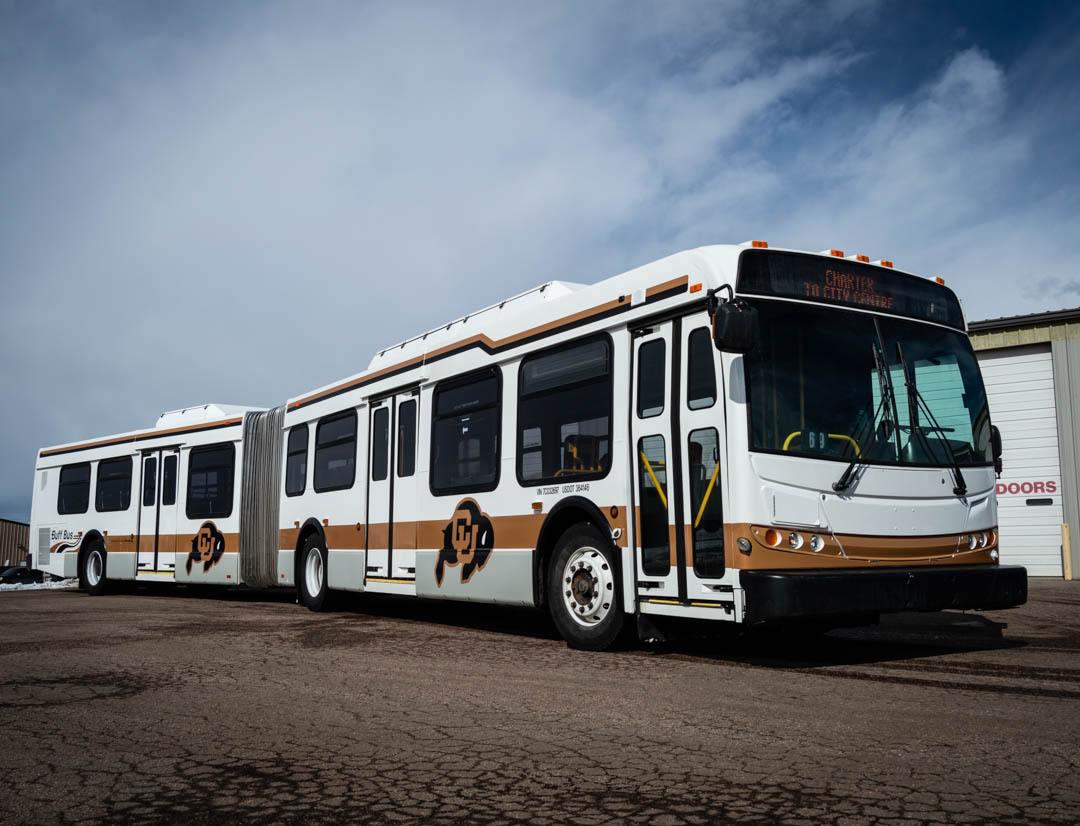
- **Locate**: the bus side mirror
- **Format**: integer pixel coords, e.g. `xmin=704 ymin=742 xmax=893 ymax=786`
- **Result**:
xmin=710 ymin=290 xmax=757 ymax=354
xmin=991 ymin=425 xmax=1003 ymax=476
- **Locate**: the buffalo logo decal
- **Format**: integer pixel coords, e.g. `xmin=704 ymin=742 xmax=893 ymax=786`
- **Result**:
xmin=187 ymin=521 xmax=225 ymax=574
xmin=435 ymin=498 xmax=495 ymax=586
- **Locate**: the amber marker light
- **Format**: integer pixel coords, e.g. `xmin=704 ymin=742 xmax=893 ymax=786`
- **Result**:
xmin=935 ymin=276 xmax=946 ymax=285
xmin=855 ymin=254 xmax=869 ymax=262
xmin=830 ymin=249 xmax=844 ymax=257
xmin=690 ymin=282 xmax=703 ymax=293
xmin=752 ymin=240 xmax=768 ymax=248
xmin=763 ymin=528 xmax=782 ymax=547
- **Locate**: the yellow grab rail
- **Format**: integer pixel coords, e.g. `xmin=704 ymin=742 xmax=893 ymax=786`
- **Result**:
xmin=782 ymin=431 xmax=861 ymax=457
xmin=639 ymin=450 xmax=668 ymax=510
xmin=694 ymin=461 xmax=721 ymax=529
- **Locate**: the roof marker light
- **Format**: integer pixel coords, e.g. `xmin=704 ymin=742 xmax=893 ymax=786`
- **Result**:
xmin=935 ymin=276 xmax=946 ymax=285
xmin=855 ymin=254 xmax=869 ymax=263
xmin=872 ymin=259 xmax=894 ymax=268
xmin=830 ymin=249 xmax=845 ymax=257
xmin=741 ymin=239 xmax=769 ymax=248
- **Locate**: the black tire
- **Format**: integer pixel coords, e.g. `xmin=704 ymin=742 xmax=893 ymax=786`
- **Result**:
xmin=547 ymin=524 xmax=624 ymax=651
xmin=79 ymin=541 xmax=107 ymax=596
xmin=298 ymin=535 xmax=330 ymax=611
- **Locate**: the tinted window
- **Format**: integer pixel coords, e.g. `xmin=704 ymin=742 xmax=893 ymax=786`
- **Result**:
xmin=96 ymin=456 xmax=132 ymax=512
xmin=142 ymin=456 xmax=157 ymax=507
xmin=371 ymin=406 xmax=389 ymax=482
xmin=687 ymin=328 xmax=717 ymax=410
xmin=186 ymin=443 xmax=235 ymax=519
xmin=285 ymin=425 xmax=308 ymax=497
xmin=637 ymin=339 xmax=665 ymax=418
xmin=431 ymin=370 xmax=500 ymax=493
xmin=314 ymin=411 xmax=357 ymax=493
xmin=518 ymin=337 xmax=612 ymax=484
xmin=397 ymin=399 xmax=417 ymax=477
xmin=162 ymin=455 xmax=177 ymax=506
xmin=688 ymin=428 xmax=724 ymax=577
xmin=57 ymin=463 xmax=90 ymax=515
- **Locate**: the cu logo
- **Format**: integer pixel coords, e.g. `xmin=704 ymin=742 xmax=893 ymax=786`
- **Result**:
xmin=187 ymin=521 xmax=226 ymax=574
xmin=436 ymin=499 xmax=495 ymax=586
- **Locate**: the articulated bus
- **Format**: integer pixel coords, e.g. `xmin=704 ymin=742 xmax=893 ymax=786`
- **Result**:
xmin=30 ymin=243 xmax=1027 ymax=649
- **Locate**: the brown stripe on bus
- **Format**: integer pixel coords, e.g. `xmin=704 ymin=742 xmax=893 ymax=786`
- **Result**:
xmin=39 ymin=417 xmax=243 ymax=458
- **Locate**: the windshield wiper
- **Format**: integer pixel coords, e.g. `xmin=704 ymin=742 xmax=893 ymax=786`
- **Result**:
xmin=833 ymin=338 xmax=896 ymax=493
xmin=895 ymin=342 xmax=967 ymax=496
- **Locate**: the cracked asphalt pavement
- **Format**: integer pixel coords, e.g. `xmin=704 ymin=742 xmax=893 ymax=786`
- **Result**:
xmin=1 ymin=580 xmax=1078 ymax=825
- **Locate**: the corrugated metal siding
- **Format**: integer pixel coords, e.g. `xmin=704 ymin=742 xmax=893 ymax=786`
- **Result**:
xmin=1051 ymin=338 xmax=1080 ymax=578
xmin=978 ymin=345 xmax=1064 ymax=576
xmin=0 ymin=519 xmax=30 ymax=567
xmin=970 ymin=320 xmax=1080 ymax=351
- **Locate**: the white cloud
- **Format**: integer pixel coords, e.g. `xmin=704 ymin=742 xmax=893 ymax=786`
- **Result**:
xmin=0 ymin=1 xmax=1077 ymax=518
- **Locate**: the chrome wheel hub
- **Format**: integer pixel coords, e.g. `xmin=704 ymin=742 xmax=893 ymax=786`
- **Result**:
xmin=305 ymin=547 xmax=324 ymax=597
xmin=561 ymin=547 xmax=614 ymax=628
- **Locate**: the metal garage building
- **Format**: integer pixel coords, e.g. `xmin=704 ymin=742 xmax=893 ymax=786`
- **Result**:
xmin=970 ymin=308 xmax=1080 ymax=579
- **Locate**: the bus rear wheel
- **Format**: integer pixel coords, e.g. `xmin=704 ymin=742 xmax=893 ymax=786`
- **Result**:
xmin=79 ymin=542 xmax=107 ymax=596
xmin=547 ymin=524 xmax=623 ymax=651
xmin=298 ymin=535 xmax=330 ymax=611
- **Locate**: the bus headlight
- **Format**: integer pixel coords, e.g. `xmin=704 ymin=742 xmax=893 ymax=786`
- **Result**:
xmin=808 ymin=535 xmax=824 ymax=552
xmin=967 ymin=534 xmax=978 ymax=550
xmin=788 ymin=532 xmax=804 ymax=550
xmin=990 ymin=548 xmax=999 ymax=562
xmin=978 ymin=531 xmax=988 ymax=547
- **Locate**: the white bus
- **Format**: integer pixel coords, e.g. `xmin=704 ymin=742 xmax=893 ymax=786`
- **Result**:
xmin=29 ymin=243 xmax=1027 ymax=649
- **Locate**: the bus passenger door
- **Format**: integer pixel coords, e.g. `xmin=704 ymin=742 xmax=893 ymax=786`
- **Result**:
xmin=366 ymin=400 xmax=392 ymax=580
xmin=391 ymin=392 xmax=419 ymax=580
xmin=136 ymin=448 xmax=179 ymax=579
xmin=679 ymin=316 xmax=730 ymax=605
xmin=630 ymin=322 xmax=681 ymax=601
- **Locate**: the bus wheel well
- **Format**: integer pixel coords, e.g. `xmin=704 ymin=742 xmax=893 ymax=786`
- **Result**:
xmin=294 ymin=521 xmax=325 ymax=589
xmin=78 ymin=530 xmax=105 ymax=563
xmin=533 ymin=499 xmax=617 ymax=608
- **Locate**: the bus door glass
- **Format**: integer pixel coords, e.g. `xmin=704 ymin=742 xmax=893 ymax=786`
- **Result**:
xmin=137 ymin=448 xmax=179 ymax=577
xmin=680 ymin=316 xmax=728 ymax=598
xmin=366 ymin=400 xmax=392 ymax=579
xmin=630 ymin=322 xmax=681 ymax=600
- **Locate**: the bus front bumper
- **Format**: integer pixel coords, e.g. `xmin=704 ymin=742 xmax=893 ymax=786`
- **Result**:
xmin=740 ymin=564 xmax=1028 ymax=625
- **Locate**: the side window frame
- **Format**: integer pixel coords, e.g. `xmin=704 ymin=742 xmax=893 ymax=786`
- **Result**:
xmin=397 ymin=398 xmax=418 ymax=478
xmin=515 ymin=333 xmax=614 ymax=487
xmin=186 ymin=442 xmax=236 ymax=520
xmin=57 ymin=462 xmax=91 ymax=515
xmin=429 ymin=367 xmax=502 ymax=496
xmin=95 ymin=455 xmax=133 ymax=513
xmin=284 ymin=424 xmax=309 ymax=497
xmin=313 ymin=409 xmax=358 ymax=494
xmin=686 ymin=326 xmax=718 ymax=411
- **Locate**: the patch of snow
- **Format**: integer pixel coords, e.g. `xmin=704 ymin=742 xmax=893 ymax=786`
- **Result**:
xmin=0 ymin=579 xmax=78 ymax=592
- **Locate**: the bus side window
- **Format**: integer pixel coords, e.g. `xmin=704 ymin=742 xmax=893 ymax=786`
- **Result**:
xmin=285 ymin=425 xmax=309 ymax=497
xmin=96 ymin=456 xmax=133 ymax=513
xmin=687 ymin=327 xmax=717 ymax=410
xmin=637 ymin=340 xmax=665 ymax=418
xmin=430 ymin=369 xmax=501 ymax=494
xmin=313 ymin=410 xmax=357 ymax=493
xmin=688 ymin=428 xmax=724 ymax=577
xmin=187 ymin=443 xmax=236 ymax=519
xmin=637 ymin=435 xmax=670 ymax=576
xmin=57 ymin=463 xmax=91 ymax=515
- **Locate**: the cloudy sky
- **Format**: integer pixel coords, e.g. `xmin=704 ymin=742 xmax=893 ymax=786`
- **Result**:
xmin=2 ymin=0 xmax=1079 ymax=521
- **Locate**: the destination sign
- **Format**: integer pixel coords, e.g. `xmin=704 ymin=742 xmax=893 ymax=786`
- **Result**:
xmin=736 ymin=250 xmax=964 ymax=329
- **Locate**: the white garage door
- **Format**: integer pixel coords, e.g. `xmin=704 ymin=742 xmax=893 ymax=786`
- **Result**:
xmin=978 ymin=344 xmax=1064 ymax=577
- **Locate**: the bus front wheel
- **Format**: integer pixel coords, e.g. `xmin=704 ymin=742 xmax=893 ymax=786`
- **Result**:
xmin=548 ymin=524 xmax=623 ymax=651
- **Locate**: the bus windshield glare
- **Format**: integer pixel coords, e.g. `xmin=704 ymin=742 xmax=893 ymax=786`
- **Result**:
xmin=745 ymin=300 xmax=992 ymax=468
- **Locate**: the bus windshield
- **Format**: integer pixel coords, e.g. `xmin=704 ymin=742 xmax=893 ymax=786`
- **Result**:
xmin=745 ymin=300 xmax=992 ymax=468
